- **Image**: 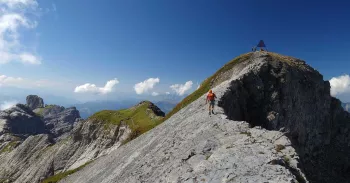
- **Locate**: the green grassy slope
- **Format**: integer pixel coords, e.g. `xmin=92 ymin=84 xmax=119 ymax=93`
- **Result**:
xmin=89 ymin=101 xmax=164 ymax=141
xmin=42 ymin=161 xmax=91 ymax=183
xmin=34 ymin=105 xmax=56 ymax=117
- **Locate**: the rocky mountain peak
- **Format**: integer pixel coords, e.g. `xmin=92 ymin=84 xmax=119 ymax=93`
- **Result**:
xmin=26 ymin=95 xmax=44 ymax=110
xmin=134 ymin=101 xmax=165 ymax=117
xmin=60 ymin=52 xmax=350 ymax=183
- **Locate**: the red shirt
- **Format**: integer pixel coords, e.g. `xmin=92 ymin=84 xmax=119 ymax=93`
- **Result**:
xmin=207 ymin=93 xmax=216 ymax=101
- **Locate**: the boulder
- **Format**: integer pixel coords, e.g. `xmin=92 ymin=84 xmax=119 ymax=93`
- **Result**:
xmin=26 ymin=95 xmax=44 ymax=110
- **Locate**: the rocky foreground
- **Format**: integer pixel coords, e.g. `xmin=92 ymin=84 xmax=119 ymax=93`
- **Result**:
xmin=61 ymin=52 xmax=350 ymax=183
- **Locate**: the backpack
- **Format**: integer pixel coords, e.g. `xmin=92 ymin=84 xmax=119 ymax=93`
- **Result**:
xmin=207 ymin=93 xmax=215 ymax=101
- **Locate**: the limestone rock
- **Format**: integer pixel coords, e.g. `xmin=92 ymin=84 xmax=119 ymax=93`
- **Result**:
xmin=26 ymin=95 xmax=44 ymax=110
xmin=0 ymin=104 xmax=46 ymax=137
xmin=38 ymin=105 xmax=82 ymax=140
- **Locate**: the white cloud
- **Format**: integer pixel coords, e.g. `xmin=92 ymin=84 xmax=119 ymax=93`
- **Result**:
xmin=170 ymin=81 xmax=193 ymax=96
xmin=165 ymin=92 xmax=170 ymax=95
xmin=151 ymin=92 xmax=159 ymax=96
xmin=330 ymin=74 xmax=350 ymax=96
xmin=0 ymin=100 xmax=18 ymax=110
xmin=0 ymin=74 xmax=63 ymax=89
xmin=0 ymin=0 xmax=38 ymax=9
xmin=0 ymin=74 xmax=24 ymax=86
xmin=134 ymin=78 xmax=160 ymax=95
xmin=0 ymin=0 xmax=41 ymax=65
xmin=19 ymin=53 xmax=41 ymax=64
xmin=74 ymin=78 xmax=119 ymax=95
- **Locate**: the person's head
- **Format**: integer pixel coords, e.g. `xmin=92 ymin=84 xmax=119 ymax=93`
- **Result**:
xmin=209 ymin=89 xmax=212 ymax=93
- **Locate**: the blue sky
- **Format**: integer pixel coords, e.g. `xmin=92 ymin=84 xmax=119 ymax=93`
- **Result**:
xmin=1 ymin=0 xmax=350 ymax=102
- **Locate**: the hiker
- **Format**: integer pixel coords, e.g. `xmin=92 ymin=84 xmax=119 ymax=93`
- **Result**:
xmin=206 ymin=89 xmax=217 ymax=115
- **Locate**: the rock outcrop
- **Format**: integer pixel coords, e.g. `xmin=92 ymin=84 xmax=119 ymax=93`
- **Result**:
xmin=26 ymin=95 xmax=44 ymax=110
xmin=217 ymin=53 xmax=350 ymax=182
xmin=60 ymin=52 xmax=350 ymax=183
xmin=34 ymin=105 xmax=82 ymax=140
xmin=133 ymin=101 xmax=165 ymax=117
xmin=0 ymin=104 xmax=46 ymax=137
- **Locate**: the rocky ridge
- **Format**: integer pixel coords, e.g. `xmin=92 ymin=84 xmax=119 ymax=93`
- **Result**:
xmin=61 ymin=52 xmax=350 ymax=183
xmin=0 ymin=100 xmax=164 ymax=183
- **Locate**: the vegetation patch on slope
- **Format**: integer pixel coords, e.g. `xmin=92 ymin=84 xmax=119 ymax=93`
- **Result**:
xmin=267 ymin=52 xmax=307 ymax=69
xmin=0 ymin=141 xmax=19 ymax=154
xmin=42 ymin=161 xmax=92 ymax=183
xmin=34 ymin=105 xmax=55 ymax=117
xmin=89 ymin=101 xmax=163 ymax=141
xmin=164 ymin=53 xmax=253 ymax=121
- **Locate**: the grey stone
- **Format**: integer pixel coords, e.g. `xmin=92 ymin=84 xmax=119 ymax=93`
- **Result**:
xmin=0 ymin=104 xmax=46 ymax=137
xmin=26 ymin=95 xmax=44 ymax=110
xmin=40 ymin=105 xmax=82 ymax=140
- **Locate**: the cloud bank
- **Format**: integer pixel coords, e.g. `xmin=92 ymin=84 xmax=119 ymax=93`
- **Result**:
xmin=0 ymin=74 xmax=65 ymax=89
xmin=330 ymin=74 xmax=350 ymax=96
xmin=0 ymin=100 xmax=18 ymax=110
xmin=0 ymin=0 xmax=41 ymax=64
xmin=74 ymin=78 xmax=119 ymax=95
xmin=134 ymin=78 xmax=160 ymax=95
xmin=170 ymin=81 xmax=193 ymax=96
xmin=151 ymin=92 xmax=159 ymax=96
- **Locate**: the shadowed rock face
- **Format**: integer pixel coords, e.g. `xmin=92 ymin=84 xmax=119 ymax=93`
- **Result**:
xmin=39 ymin=105 xmax=82 ymax=139
xmin=0 ymin=104 xmax=46 ymax=137
xmin=218 ymin=53 xmax=350 ymax=182
xmin=26 ymin=95 xmax=44 ymax=110
xmin=140 ymin=101 xmax=165 ymax=117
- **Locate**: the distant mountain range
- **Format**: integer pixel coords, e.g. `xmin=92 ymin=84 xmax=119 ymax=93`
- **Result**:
xmin=0 ymin=93 xmax=80 ymax=108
